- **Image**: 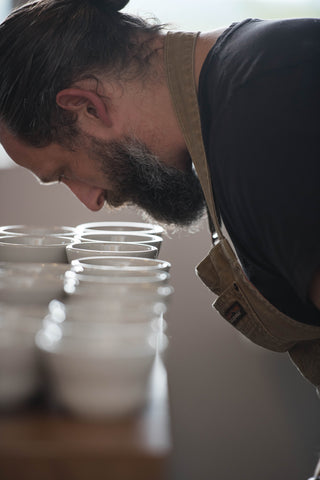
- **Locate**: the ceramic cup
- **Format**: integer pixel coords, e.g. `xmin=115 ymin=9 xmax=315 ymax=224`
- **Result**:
xmin=75 ymin=232 xmax=163 ymax=253
xmin=0 ymin=261 xmax=69 ymax=278
xmin=0 ymin=268 xmax=67 ymax=306
xmin=36 ymin=313 xmax=168 ymax=418
xmin=66 ymin=241 xmax=158 ymax=263
xmin=75 ymin=221 xmax=164 ymax=237
xmin=0 ymin=225 xmax=75 ymax=237
xmin=70 ymin=256 xmax=171 ymax=273
xmin=0 ymin=304 xmax=44 ymax=409
xmin=64 ymin=268 xmax=170 ymax=291
xmin=0 ymin=235 xmax=73 ymax=263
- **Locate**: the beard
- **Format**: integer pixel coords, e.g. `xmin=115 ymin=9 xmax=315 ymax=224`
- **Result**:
xmin=85 ymin=134 xmax=206 ymax=227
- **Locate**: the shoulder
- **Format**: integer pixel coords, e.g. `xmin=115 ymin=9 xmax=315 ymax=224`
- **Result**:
xmin=202 ymin=18 xmax=320 ymax=71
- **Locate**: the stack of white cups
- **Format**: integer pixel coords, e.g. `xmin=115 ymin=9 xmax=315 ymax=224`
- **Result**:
xmin=0 ymin=221 xmax=172 ymax=419
xmin=0 ymin=260 xmax=70 ymax=409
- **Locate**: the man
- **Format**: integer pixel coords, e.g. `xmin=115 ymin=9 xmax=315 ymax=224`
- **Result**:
xmin=1 ymin=2 xmax=320 ymax=363
xmin=0 ymin=0 xmax=212 ymax=226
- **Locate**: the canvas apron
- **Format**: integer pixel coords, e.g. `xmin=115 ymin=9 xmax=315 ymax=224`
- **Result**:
xmin=165 ymin=31 xmax=320 ymax=389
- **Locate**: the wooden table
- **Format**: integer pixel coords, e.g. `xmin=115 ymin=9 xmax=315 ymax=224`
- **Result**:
xmin=0 ymin=357 xmax=171 ymax=480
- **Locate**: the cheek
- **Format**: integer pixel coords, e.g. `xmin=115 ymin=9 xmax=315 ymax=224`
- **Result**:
xmin=75 ymin=161 xmax=111 ymax=189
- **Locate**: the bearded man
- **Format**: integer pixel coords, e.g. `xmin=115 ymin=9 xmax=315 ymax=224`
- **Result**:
xmin=1 ymin=0 xmax=320 ymax=387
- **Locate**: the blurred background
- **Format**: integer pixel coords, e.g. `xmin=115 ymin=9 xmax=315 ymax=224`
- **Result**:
xmin=1 ymin=1 xmax=320 ymax=479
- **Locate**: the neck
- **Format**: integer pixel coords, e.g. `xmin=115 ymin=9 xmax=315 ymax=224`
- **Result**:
xmin=122 ymin=28 xmax=227 ymax=171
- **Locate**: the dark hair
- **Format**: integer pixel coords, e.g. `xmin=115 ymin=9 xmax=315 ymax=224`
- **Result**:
xmin=0 ymin=0 xmax=164 ymax=147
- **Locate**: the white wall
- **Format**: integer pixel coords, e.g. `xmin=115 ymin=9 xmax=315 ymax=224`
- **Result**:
xmin=0 ymin=0 xmax=10 ymax=22
xmin=124 ymin=0 xmax=320 ymax=30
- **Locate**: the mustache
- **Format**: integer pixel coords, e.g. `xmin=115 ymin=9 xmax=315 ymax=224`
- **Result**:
xmin=103 ymin=189 xmax=126 ymax=208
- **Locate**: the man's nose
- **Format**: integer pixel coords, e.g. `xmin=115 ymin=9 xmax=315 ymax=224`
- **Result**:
xmin=62 ymin=179 xmax=105 ymax=211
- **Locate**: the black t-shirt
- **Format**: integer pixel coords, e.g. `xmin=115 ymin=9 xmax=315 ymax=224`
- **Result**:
xmin=198 ymin=18 xmax=320 ymax=325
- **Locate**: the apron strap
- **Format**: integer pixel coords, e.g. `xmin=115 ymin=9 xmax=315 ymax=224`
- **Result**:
xmin=165 ymin=31 xmax=223 ymax=241
xmin=164 ymin=30 xmax=320 ymax=386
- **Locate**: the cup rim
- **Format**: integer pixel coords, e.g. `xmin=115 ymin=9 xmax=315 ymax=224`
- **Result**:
xmin=0 ymin=225 xmax=75 ymax=236
xmin=64 ymin=269 xmax=170 ymax=284
xmin=77 ymin=232 xmax=163 ymax=243
xmin=0 ymin=235 xmax=74 ymax=247
xmin=67 ymin=241 xmax=158 ymax=253
xmin=75 ymin=221 xmax=164 ymax=236
xmin=71 ymin=256 xmax=171 ymax=271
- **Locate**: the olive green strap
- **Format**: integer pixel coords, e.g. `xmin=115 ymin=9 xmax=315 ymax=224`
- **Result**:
xmin=165 ymin=31 xmax=224 ymax=241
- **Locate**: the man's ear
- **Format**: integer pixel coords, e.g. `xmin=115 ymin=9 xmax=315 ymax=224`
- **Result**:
xmin=56 ymin=88 xmax=112 ymax=127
